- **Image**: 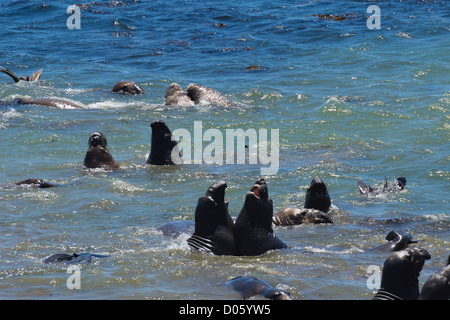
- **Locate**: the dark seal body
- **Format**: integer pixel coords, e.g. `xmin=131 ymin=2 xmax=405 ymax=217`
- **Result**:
xmin=83 ymin=132 xmax=120 ymax=170
xmin=372 ymin=247 xmax=431 ymax=300
xmin=15 ymin=178 xmax=58 ymax=189
xmin=147 ymin=120 xmax=182 ymax=165
xmin=226 ymin=276 xmax=291 ymax=300
xmin=369 ymin=230 xmax=417 ymax=252
xmin=234 ymin=179 xmax=287 ymax=256
xmin=304 ymin=177 xmax=331 ymax=213
xmin=44 ymin=252 xmax=110 ymax=264
xmin=187 ymin=181 xmax=237 ymax=255
xmin=419 ymin=255 xmax=450 ymax=300
xmin=111 ymin=81 xmax=145 ymax=94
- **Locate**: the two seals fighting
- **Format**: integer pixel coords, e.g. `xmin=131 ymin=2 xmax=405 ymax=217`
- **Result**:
xmin=164 ymin=83 xmax=237 ymax=107
xmin=187 ymin=179 xmax=287 ymax=257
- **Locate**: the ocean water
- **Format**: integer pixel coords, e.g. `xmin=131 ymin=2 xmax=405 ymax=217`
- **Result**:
xmin=0 ymin=0 xmax=448 ymax=300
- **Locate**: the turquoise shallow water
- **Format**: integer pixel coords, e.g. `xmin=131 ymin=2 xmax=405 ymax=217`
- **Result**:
xmin=0 ymin=1 xmax=448 ymax=300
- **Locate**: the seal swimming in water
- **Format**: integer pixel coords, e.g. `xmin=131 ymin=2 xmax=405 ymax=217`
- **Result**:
xmin=358 ymin=177 xmax=407 ymax=196
xmin=147 ymin=120 xmax=182 ymax=165
xmin=83 ymin=132 xmax=120 ymax=170
xmin=44 ymin=252 xmax=110 ymax=264
xmin=419 ymin=255 xmax=450 ymax=300
xmin=372 ymin=247 xmax=431 ymax=300
xmin=272 ymin=177 xmax=333 ymax=226
xmin=369 ymin=230 xmax=417 ymax=252
xmin=226 ymin=276 xmax=291 ymax=300
xmin=15 ymin=178 xmax=59 ymax=189
xmin=16 ymin=97 xmax=84 ymax=109
xmin=163 ymin=83 xmax=237 ymax=107
xmin=111 ymin=81 xmax=145 ymax=94
xmin=157 ymin=220 xmax=194 ymax=238
xmin=164 ymin=83 xmax=195 ymax=106
xmin=187 ymin=180 xmax=237 ymax=255
xmin=272 ymin=208 xmax=333 ymax=226
xmin=0 ymin=66 xmax=42 ymax=83
xmin=234 ymin=179 xmax=287 ymax=256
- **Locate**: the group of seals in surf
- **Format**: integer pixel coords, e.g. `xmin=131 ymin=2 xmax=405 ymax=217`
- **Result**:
xmin=2 ymin=67 xmax=448 ymax=300
xmin=1 ymin=66 xmax=235 ymax=109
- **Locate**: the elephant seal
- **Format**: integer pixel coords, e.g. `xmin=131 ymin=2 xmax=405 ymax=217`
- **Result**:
xmin=15 ymin=178 xmax=59 ymax=189
xmin=369 ymin=230 xmax=417 ymax=252
xmin=147 ymin=120 xmax=182 ymax=165
xmin=0 ymin=66 xmax=42 ymax=82
xmin=16 ymin=97 xmax=84 ymax=109
xmin=187 ymin=180 xmax=237 ymax=255
xmin=372 ymin=247 xmax=431 ymax=300
xmin=226 ymin=276 xmax=291 ymax=300
xmin=234 ymin=179 xmax=287 ymax=256
xmin=304 ymin=177 xmax=331 ymax=213
xmin=44 ymin=252 xmax=110 ymax=264
xmin=358 ymin=177 xmax=406 ymax=196
xmin=273 ymin=208 xmax=333 ymax=226
xmin=83 ymin=132 xmax=120 ymax=170
xmin=419 ymin=255 xmax=450 ymax=300
xmin=111 ymin=81 xmax=145 ymax=94
xmin=157 ymin=220 xmax=194 ymax=238
xmin=164 ymin=83 xmax=195 ymax=106
xmin=272 ymin=177 xmax=333 ymax=226
xmin=186 ymin=84 xmax=237 ymax=107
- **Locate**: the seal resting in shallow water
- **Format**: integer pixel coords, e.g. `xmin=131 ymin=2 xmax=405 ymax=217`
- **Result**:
xmin=83 ymin=132 xmax=120 ymax=170
xmin=226 ymin=276 xmax=291 ymax=300
xmin=0 ymin=66 xmax=42 ymax=83
xmin=273 ymin=208 xmax=333 ymax=226
xmin=111 ymin=81 xmax=145 ymax=94
xmin=16 ymin=97 xmax=84 ymax=109
xmin=372 ymin=247 xmax=431 ymax=300
xmin=187 ymin=180 xmax=237 ymax=256
xmin=234 ymin=179 xmax=287 ymax=256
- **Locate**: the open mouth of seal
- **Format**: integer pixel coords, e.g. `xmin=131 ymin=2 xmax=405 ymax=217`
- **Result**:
xmin=251 ymin=186 xmax=260 ymax=198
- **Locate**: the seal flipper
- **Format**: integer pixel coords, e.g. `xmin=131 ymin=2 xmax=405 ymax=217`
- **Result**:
xmin=382 ymin=177 xmax=388 ymax=192
xmin=28 ymin=69 xmax=42 ymax=82
xmin=0 ymin=67 xmax=20 ymax=83
xmin=357 ymin=180 xmax=370 ymax=194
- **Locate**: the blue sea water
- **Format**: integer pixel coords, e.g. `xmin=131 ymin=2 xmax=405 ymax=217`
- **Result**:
xmin=0 ymin=0 xmax=448 ymax=300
